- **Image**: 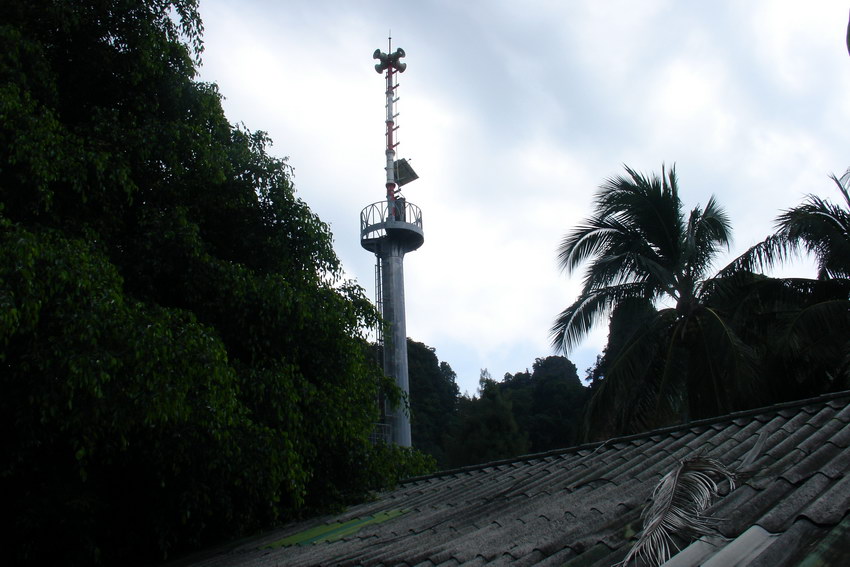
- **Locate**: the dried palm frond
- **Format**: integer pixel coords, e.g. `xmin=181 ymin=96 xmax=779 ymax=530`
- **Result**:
xmin=617 ymin=456 xmax=736 ymax=567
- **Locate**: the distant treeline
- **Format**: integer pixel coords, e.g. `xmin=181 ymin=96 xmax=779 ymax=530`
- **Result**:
xmin=406 ymin=340 xmax=590 ymax=469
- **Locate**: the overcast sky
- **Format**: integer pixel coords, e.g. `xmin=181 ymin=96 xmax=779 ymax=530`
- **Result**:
xmin=197 ymin=0 xmax=850 ymax=396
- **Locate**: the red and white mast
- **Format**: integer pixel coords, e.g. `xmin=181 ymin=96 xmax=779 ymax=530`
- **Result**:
xmin=373 ymin=38 xmax=407 ymax=216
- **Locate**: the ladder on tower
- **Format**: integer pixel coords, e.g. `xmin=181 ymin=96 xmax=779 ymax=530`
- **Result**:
xmin=369 ymin=257 xmax=392 ymax=444
xmin=374 ymin=257 xmax=384 ymax=350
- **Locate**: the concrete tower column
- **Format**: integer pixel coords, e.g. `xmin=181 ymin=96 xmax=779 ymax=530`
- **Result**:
xmin=380 ymin=240 xmax=411 ymax=446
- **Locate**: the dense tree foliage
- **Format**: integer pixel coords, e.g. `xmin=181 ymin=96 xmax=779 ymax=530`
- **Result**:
xmin=432 ymin=359 xmax=588 ymax=468
xmin=444 ymin=370 xmax=530 ymax=467
xmin=406 ymin=342 xmax=589 ymax=469
xmin=501 ymin=356 xmax=588 ymax=452
xmin=407 ymin=339 xmax=460 ymax=467
xmin=709 ymin=273 xmax=850 ymax=400
xmin=0 ymin=2 xmax=431 ymax=565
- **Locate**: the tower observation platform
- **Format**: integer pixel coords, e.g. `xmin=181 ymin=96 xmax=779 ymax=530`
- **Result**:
xmin=360 ymin=199 xmax=424 ymax=253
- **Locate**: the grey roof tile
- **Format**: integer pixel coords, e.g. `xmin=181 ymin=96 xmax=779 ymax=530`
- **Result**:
xmin=833 ymin=399 xmax=850 ymax=422
xmin=806 ymin=404 xmax=838 ymax=427
xmin=744 ymin=518 xmax=823 ymax=567
xmin=701 ymin=525 xmax=777 ymax=567
xmin=766 ymin=422 xmax=818 ymax=460
xmin=757 ymin=472 xmax=832 ymax=532
xmin=782 ymin=440 xmax=847 ymax=484
xmin=827 ymin=419 xmax=850 ymax=447
xmin=717 ymin=478 xmax=796 ymax=538
xmin=804 ymin=513 xmax=850 ymax=563
xmin=797 ymin=414 xmax=847 ymax=454
xmin=663 ymin=535 xmax=730 ymax=567
xmin=820 ymin=440 xmax=850 ymax=478
xmin=754 ymin=446 xmax=807 ymax=487
xmin=173 ymin=392 xmax=850 ymax=567
xmin=714 ymin=432 xmax=760 ymax=468
xmin=799 ymin=472 xmax=850 ymax=525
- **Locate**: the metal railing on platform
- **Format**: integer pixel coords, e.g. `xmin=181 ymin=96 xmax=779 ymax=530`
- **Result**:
xmin=360 ymin=199 xmax=423 ymax=241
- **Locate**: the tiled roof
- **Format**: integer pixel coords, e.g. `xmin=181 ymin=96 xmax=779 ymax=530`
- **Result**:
xmin=179 ymin=391 xmax=850 ymax=566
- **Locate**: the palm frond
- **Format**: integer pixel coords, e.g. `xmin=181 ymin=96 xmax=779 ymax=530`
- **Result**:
xmin=559 ymin=207 xmax=672 ymax=289
xmin=775 ymin=179 xmax=850 ymax=279
xmin=582 ymin=307 xmax=678 ymax=437
xmin=557 ymin=218 xmax=619 ymax=274
xmin=719 ymin=234 xmax=798 ymax=277
xmin=586 ymin=251 xmax=671 ymax=292
xmin=550 ymin=282 xmax=647 ymax=353
xmin=618 ymin=456 xmax=736 ymax=567
xmin=685 ymin=196 xmax=732 ymax=278
xmin=550 ymin=291 xmax=608 ymax=353
xmin=687 ymin=306 xmax=759 ymax=416
xmin=780 ymin=298 xmax=850 ymax=370
xmin=596 ymin=166 xmax=684 ymax=261
xmin=832 ymin=169 xmax=850 ymax=209
xmin=721 ymin=170 xmax=850 ymax=280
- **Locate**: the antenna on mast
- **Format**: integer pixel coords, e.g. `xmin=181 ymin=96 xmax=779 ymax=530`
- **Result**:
xmin=373 ymin=37 xmax=409 ymax=210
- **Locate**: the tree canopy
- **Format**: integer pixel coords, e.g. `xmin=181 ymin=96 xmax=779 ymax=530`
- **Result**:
xmin=1 ymin=2 xmax=430 ymax=564
xmin=557 ymin=165 xmax=850 ymax=440
xmin=720 ymin=172 xmax=850 ymax=398
xmin=444 ymin=370 xmax=530 ymax=467
xmin=408 ymin=339 xmax=460 ymax=467
xmin=552 ymin=166 xmax=754 ymax=435
xmin=433 ymin=358 xmax=588 ymax=468
xmin=500 ymin=356 xmax=587 ymax=453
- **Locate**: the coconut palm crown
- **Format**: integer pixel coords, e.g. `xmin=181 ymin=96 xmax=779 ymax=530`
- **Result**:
xmin=551 ymin=165 xmax=757 ymax=435
xmin=725 ymin=170 xmax=850 ymax=280
xmin=552 ymin=165 xmax=732 ymax=352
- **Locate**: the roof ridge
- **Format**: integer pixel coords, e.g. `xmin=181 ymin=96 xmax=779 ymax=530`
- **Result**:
xmin=403 ymin=389 xmax=850 ymax=484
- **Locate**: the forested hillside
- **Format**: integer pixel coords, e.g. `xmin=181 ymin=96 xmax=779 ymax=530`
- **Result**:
xmin=407 ymin=341 xmax=590 ymax=469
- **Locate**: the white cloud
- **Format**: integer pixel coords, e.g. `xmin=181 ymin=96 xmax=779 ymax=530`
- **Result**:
xmin=748 ymin=0 xmax=847 ymax=93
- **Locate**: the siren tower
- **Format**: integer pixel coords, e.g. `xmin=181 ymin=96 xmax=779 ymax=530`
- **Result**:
xmin=360 ymin=39 xmax=423 ymax=447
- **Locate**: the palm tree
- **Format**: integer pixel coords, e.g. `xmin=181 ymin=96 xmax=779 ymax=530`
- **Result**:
xmin=728 ymin=170 xmax=850 ymax=279
xmin=552 ymin=165 xmax=755 ymax=436
xmin=721 ymin=172 xmax=850 ymax=396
